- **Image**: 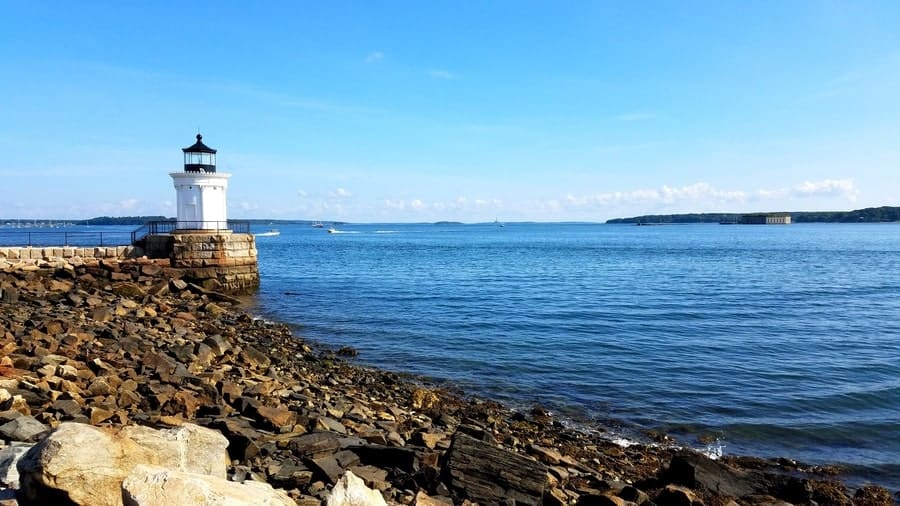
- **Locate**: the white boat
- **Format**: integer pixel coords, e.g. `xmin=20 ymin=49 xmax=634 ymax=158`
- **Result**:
xmin=255 ymin=229 xmax=280 ymax=237
xmin=312 ymin=220 xmax=324 ymax=228
xmin=327 ymin=227 xmax=337 ymax=234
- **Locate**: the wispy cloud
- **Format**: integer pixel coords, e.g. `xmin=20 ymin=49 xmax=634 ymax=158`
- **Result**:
xmin=558 ymin=179 xmax=859 ymax=210
xmin=365 ymin=51 xmax=384 ymax=63
xmin=428 ymin=69 xmax=460 ymax=80
xmin=119 ymin=198 xmax=139 ymax=210
xmin=792 ymin=178 xmax=858 ymax=200
xmin=331 ymin=187 xmax=353 ymax=198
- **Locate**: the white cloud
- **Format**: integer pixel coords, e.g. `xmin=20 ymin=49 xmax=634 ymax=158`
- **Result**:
xmin=365 ymin=51 xmax=384 ymax=63
xmin=428 ymin=69 xmax=460 ymax=80
xmin=297 ymin=189 xmax=308 ymax=198
xmin=473 ymin=198 xmax=502 ymax=208
xmin=410 ymin=199 xmax=426 ymax=210
xmin=331 ymin=188 xmax=353 ymax=198
xmin=383 ymin=199 xmax=405 ymax=210
xmin=557 ymin=178 xmax=861 ymax=212
xmin=238 ymin=200 xmax=259 ymax=211
xmin=792 ymin=179 xmax=858 ymax=200
xmin=119 ymin=198 xmax=138 ymax=210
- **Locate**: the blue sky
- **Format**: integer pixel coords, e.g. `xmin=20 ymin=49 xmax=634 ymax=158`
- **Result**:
xmin=2 ymin=1 xmax=899 ymax=222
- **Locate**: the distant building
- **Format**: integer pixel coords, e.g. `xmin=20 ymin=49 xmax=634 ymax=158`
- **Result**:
xmin=740 ymin=213 xmax=791 ymax=225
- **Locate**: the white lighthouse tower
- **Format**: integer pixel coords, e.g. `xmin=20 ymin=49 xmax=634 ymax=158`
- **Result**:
xmin=171 ymin=134 xmax=230 ymax=230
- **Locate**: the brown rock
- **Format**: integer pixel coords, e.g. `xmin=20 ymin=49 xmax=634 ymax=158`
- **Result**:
xmin=413 ymin=490 xmax=453 ymax=505
xmin=91 ymin=307 xmax=113 ymax=322
xmin=255 ymin=405 xmax=296 ymax=430
xmin=111 ymin=281 xmax=145 ymax=297
xmin=656 ymin=484 xmax=704 ymax=506
xmin=90 ymin=406 xmax=114 ymax=425
xmin=411 ymin=388 xmax=440 ymax=410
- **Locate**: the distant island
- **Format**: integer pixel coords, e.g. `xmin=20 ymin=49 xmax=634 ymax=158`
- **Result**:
xmin=607 ymin=206 xmax=900 ymax=224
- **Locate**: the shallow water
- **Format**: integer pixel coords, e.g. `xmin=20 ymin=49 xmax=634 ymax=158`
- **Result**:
xmin=249 ymin=222 xmax=900 ymax=489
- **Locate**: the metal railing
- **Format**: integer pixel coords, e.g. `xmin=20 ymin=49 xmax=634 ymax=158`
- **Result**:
xmin=0 ymin=231 xmax=132 ymax=247
xmin=131 ymin=220 xmax=250 ymax=244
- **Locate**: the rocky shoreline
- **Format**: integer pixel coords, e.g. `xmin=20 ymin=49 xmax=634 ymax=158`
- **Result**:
xmin=0 ymin=260 xmax=896 ymax=505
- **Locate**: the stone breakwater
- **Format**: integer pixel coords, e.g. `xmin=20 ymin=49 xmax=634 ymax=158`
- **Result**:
xmin=0 ymin=264 xmax=896 ymax=506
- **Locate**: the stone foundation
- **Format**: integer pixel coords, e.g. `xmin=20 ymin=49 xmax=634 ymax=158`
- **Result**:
xmin=1 ymin=232 xmax=259 ymax=294
xmin=0 ymin=245 xmax=142 ymax=271
xmin=166 ymin=232 xmax=259 ymax=293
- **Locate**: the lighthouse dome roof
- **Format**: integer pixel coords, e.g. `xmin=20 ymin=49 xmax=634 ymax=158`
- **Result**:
xmin=182 ymin=134 xmax=217 ymax=154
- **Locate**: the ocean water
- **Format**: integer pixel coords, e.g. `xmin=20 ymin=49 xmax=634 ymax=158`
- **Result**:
xmin=249 ymin=222 xmax=900 ymax=489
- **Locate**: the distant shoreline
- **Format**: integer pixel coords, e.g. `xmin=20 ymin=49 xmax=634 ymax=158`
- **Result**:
xmin=606 ymin=205 xmax=900 ymax=224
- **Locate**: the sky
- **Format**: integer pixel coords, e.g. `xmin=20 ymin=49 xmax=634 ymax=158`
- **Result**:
xmin=2 ymin=1 xmax=899 ymax=223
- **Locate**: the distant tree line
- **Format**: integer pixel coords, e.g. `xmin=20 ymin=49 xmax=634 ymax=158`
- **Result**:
xmin=78 ymin=216 xmax=173 ymax=225
xmin=607 ymin=206 xmax=900 ymax=224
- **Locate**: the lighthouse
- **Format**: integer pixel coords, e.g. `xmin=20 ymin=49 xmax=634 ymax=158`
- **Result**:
xmin=171 ymin=134 xmax=230 ymax=230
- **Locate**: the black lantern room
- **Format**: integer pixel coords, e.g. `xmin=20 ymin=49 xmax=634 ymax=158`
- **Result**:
xmin=182 ymin=134 xmax=217 ymax=173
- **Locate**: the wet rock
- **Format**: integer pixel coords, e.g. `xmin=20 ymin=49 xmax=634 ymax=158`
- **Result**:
xmin=444 ymin=432 xmax=547 ymax=505
xmin=663 ymin=451 xmax=757 ymax=498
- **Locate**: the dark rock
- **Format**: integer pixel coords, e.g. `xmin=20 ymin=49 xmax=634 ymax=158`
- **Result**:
xmin=0 ymin=416 xmax=50 ymax=442
xmin=444 ymin=432 xmax=547 ymax=505
xmin=51 ymin=399 xmax=83 ymax=418
xmin=308 ymin=454 xmax=344 ymax=484
xmin=337 ymin=346 xmax=358 ymax=357
xmin=269 ymin=461 xmax=314 ymax=489
xmin=288 ymin=432 xmax=343 ymax=459
xmin=240 ymin=346 xmax=271 ymax=369
xmin=663 ymin=451 xmax=757 ymax=498
xmin=619 ymin=485 xmax=650 ymax=504
xmin=209 ymin=418 xmax=262 ymax=461
xmin=655 ymin=484 xmax=703 ymax=506
xmin=350 ymin=444 xmax=420 ymax=474
xmin=0 ymin=286 xmax=18 ymax=303
xmin=576 ymin=494 xmax=628 ymax=506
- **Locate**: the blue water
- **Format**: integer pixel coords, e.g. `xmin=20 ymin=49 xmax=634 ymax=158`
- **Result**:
xmin=249 ymin=223 xmax=900 ymax=489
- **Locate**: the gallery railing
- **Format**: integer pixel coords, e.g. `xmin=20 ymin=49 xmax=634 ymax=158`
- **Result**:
xmin=0 ymin=230 xmax=132 ymax=247
xmin=131 ymin=220 xmax=250 ymax=244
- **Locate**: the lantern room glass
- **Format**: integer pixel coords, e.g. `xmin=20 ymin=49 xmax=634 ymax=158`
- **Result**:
xmin=185 ymin=152 xmax=215 ymax=166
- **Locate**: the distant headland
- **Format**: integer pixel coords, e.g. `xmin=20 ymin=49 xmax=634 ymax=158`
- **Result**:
xmin=607 ymin=206 xmax=900 ymax=224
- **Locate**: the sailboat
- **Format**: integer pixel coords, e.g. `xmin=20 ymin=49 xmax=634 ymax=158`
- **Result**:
xmin=495 ymin=218 xmax=505 ymax=227
xmin=312 ymin=220 xmax=324 ymax=228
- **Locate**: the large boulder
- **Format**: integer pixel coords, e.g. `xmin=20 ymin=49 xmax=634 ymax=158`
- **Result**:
xmin=122 ymin=464 xmax=294 ymax=506
xmin=119 ymin=424 xmax=228 ymax=478
xmin=17 ymin=422 xmax=229 ymax=506
xmin=444 ymin=433 xmax=547 ymax=505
